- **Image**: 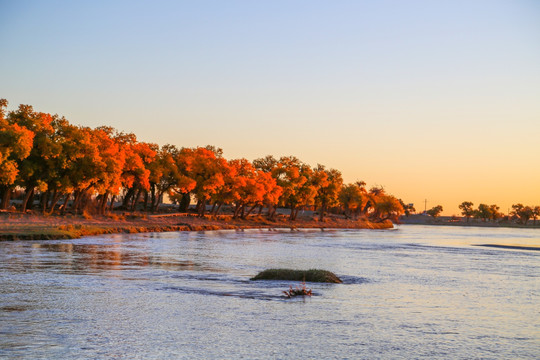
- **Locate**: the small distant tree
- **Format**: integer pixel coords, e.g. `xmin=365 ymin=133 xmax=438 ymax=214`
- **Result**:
xmin=399 ymin=199 xmax=415 ymax=217
xmin=373 ymin=195 xmax=404 ymax=222
xmin=359 ymin=186 xmax=384 ymax=216
xmin=532 ymin=206 xmax=540 ymax=226
xmin=521 ymin=206 xmax=533 ymax=225
xmin=489 ymin=204 xmax=501 ymax=222
xmin=426 ymin=205 xmax=443 ymax=218
xmin=313 ymin=165 xmax=343 ymax=221
xmin=338 ymin=181 xmax=366 ymax=219
xmin=511 ymin=204 xmax=533 ymax=225
xmin=458 ymin=201 xmax=474 ymax=222
xmin=475 ymin=203 xmax=491 ymax=222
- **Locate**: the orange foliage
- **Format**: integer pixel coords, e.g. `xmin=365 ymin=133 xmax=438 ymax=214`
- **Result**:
xmin=0 ymin=100 xmax=35 ymax=187
xmin=0 ymin=99 xmax=405 ymax=221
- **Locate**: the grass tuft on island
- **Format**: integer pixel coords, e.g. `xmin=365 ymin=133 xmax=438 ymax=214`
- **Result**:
xmin=251 ymin=268 xmax=342 ymax=283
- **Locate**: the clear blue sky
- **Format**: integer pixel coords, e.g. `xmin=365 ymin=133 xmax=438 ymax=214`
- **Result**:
xmin=1 ymin=0 xmax=539 ymax=214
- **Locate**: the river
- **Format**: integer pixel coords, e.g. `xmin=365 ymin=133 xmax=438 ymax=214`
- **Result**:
xmin=1 ymin=225 xmax=539 ymax=359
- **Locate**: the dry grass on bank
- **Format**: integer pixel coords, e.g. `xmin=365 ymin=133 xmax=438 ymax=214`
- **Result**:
xmin=0 ymin=211 xmax=393 ymax=240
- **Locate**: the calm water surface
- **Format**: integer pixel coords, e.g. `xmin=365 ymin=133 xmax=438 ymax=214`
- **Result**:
xmin=1 ymin=225 xmax=539 ymax=359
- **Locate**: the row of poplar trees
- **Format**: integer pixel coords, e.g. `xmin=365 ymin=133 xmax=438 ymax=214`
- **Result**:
xmin=0 ymin=100 xmax=404 ymax=221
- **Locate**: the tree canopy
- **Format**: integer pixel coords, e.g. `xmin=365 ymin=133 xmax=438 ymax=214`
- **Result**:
xmin=426 ymin=205 xmax=443 ymax=218
xmin=0 ymin=99 xmax=406 ymax=223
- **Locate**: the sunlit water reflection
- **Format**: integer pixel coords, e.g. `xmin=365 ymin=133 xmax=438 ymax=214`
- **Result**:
xmin=1 ymin=225 xmax=539 ymax=359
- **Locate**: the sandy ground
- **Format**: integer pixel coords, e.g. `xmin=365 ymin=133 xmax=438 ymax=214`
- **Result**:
xmin=0 ymin=211 xmax=393 ymax=240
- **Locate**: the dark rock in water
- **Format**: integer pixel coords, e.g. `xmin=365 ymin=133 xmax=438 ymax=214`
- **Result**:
xmin=250 ymin=269 xmax=342 ymax=283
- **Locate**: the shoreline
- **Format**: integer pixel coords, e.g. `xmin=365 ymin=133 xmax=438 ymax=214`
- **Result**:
xmin=399 ymin=215 xmax=540 ymax=230
xmin=0 ymin=212 xmax=394 ymax=241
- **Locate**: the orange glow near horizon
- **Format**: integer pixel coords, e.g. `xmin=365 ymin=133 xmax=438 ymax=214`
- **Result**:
xmin=2 ymin=1 xmax=539 ymax=216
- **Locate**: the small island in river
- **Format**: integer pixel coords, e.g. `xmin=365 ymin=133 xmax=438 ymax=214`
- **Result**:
xmin=251 ymin=269 xmax=343 ymax=283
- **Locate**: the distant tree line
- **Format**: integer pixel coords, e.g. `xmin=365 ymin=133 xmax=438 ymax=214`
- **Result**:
xmin=426 ymin=205 xmax=444 ymax=218
xmin=0 ymin=100 xmax=405 ymax=222
xmin=459 ymin=201 xmax=540 ymax=225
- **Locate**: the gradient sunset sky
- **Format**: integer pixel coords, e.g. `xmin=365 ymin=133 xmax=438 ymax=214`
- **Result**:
xmin=1 ymin=0 xmax=539 ymax=215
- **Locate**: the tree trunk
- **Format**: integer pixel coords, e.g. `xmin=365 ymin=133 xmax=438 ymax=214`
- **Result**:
xmin=354 ymin=203 xmax=363 ymax=219
xmin=73 ymin=186 xmax=92 ymax=214
xmin=109 ymin=195 xmax=116 ymax=211
xmin=0 ymin=187 xmax=5 ymax=210
xmin=233 ymin=203 xmax=244 ymax=219
xmin=40 ymin=190 xmax=50 ymax=213
xmin=214 ymin=202 xmax=223 ymax=215
xmin=267 ymin=205 xmax=276 ymax=220
xmin=258 ymin=204 xmax=263 ymax=216
xmin=47 ymin=189 xmax=58 ymax=212
xmin=1 ymin=187 xmax=12 ymax=209
xmin=100 ymin=192 xmax=109 ymax=215
xmin=60 ymin=193 xmax=72 ymax=215
xmin=289 ymin=205 xmax=295 ymax=221
xmin=198 ymin=199 xmax=206 ymax=217
xmin=27 ymin=189 xmax=36 ymax=211
xmin=243 ymin=204 xmax=257 ymax=219
xmin=72 ymin=190 xmax=82 ymax=214
xmin=361 ymin=200 xmax=372 ymax=215
xmin=131 ymin=189 xmax=141 ymax=212
xmin=48 ymin=191 xmax=62 ymax=214
xmin=319 ymin=204 xmax=326 ymax=221
xmin=21 ymin=187 xmax=35 ymax=212
xmin=79 ymin=190 xmax=91 ymax=213
xmin=179 ymin=193 xmax=190 ymax=212
xmin=152 ymin=192 xmax=159 ymax=213
xmin=150 ymin=184 xmax=156 ymax=212
xmin=143 ymin=191 xmax=149 ymax=212
xmin=122 ymin=187 xmax=135 ymax=209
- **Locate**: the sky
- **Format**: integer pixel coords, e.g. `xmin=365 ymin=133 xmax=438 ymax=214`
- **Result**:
xmin=1 ymin=0 xmax=539 ymax=215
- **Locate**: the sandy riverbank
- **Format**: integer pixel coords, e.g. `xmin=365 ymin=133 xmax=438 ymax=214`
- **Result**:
xmin=0 ymin=212 xmax=393 ymax=240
